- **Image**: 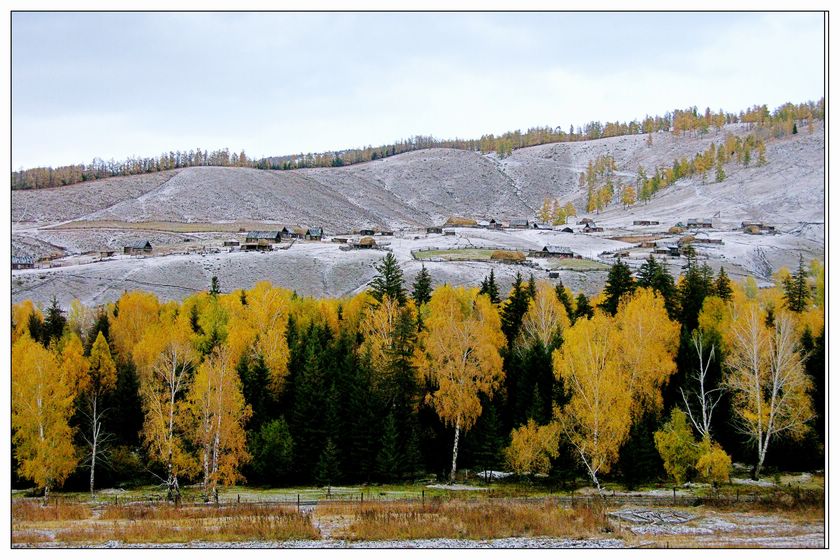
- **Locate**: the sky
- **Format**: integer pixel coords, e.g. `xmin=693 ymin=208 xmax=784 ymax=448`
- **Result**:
xmin=11 ymin=11 xmax=825 ymax=169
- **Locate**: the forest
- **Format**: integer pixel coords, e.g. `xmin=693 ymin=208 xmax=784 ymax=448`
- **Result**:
xmin=11 ymin=252 xmax=824 ymax=501
xmin=11 ymin=98 xmax=823 ymax=190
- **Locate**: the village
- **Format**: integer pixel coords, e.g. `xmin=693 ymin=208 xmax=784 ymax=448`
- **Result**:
xmin=11 ymin=209 xmax=789 ymax=309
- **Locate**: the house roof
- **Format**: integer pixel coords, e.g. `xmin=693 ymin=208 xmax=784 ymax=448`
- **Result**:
xmin=12 ymin=256 xmax=34 ymax=265
xmin=542 ymin=245 xmax=573 ymax=254
xmin=687 ymin=218 xmax=713 ymax=224
xmin=510 ymin=218 xmax=529 ymax=226
xmin=246 ymin=230 xmax=281 ymax=239
xmin=307 ymin=227 xmax=323 ymax=236
xmin=124 ymin=240 xmax=152 ymax=249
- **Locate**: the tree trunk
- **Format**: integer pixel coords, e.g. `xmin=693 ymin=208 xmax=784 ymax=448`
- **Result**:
xmin=449 ymin=420 xmax=461 ymax=483
xmin=89 ymin=398 xmax=98 ymax=495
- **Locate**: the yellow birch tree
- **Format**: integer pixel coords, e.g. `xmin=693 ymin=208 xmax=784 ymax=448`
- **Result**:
xmin=421 ymin=286 xmax=505 ymax=481
xmin=12 ymin=335 xmax=78 ymax=498
xmin=552 ymin=312 xmax=632 ymax=491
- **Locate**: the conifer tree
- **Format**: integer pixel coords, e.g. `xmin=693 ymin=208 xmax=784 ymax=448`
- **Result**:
xmin=554 ymin=281 xmax=575 ymax=323
xmin=42 ymin=296 xmax=67 ymax=347
xmin=500 ymin=272 xmax=530 ymax=343
xmin=714 ymin=267 xmax=733 ymax=301
xmin=600 ymin=259 xmax=636 ymax=315
xmin=479 ymin=269 xmax=501 ymax=304
xmin=315 ymin=438 xmax=342 ymax=488
xmin=574 ymin=293 xmax=594 ymax=320
xmin=783 ymin=254 xmax=810 ymax=313
xmin=412 ymin=264 xmax=433 ymax=306
xmin=375 ymin=412 xmax=402 ymax=481
xmin=370 ymin=253 xmax=406 ymax=305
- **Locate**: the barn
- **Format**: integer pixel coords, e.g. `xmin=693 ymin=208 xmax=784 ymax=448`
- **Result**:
xmin=246 ymin=231 xmax=282 ymax=243
xmin=12 ymin=256 xmax=34 ymax=270
xmin=124 ymin=241 xmax=153 ymax=255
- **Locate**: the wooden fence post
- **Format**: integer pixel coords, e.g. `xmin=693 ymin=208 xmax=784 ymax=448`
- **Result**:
xmin=297 ymin=493 xmax=300 ymax=513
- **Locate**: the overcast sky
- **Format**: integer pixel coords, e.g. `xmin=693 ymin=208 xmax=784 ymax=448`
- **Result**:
xmin=11 ymin=12 xmax=825 ymax=169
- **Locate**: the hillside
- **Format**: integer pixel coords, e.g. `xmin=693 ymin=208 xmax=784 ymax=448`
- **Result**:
xmin=13 ymin=123 xmax=824 ymax=234
xmin=11 ymin=123 xmax=824 ymax=307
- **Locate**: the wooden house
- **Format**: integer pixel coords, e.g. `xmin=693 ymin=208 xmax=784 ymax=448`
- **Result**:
xmin=246 ymin=231 xmax=282 ymax=243
xmin=582 ymin=222 xmax=604 ymax=233
xmin=124 ymin=241 xmax=153 ymax=255
xmin=426 ymin=226 xmax=443 ymax=234
xmin=223 ymin=240 xmax=240 ymax=247
xmin=509 ymin=218 xmax=529 ymax=229
xmin=359 ymin=228 xmax=376 ymax=236
xmin=686 ymin=218 xmax=713 ymax=229
xmin=633 ymin=220 xmax=660 ymax=226
xmin=534 ymin=245 xmax=576 ymax=258
xmin=305 ymin=227 xmax=323 ymax=241
xmin=12 ymin=256 xmax=34 ymax=270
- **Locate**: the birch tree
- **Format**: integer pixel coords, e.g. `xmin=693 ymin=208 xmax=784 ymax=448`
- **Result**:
xmin=680 ymin=331 xmax=723 ymax=438
xmin=12 ymin=335 xmax=78 ymax=499
xmin=553 ymin=313 xmax=632 ymax=491
xmin=725 ymin=304 xmax=813 ymax=478
xmin=421 ymin=286 xmax=505 ymax=481
xmin=186 ymin=346 xmax=251 ymax=501
xmin=134 ymin=313 xmax=197 ymax=501
xmin=519 ymin=280 xmax=570 ymax=348
xmin=80 ymin=332 xmax=117 ymax=494
xmin=615 ymin=288 xmax=679 ymax=418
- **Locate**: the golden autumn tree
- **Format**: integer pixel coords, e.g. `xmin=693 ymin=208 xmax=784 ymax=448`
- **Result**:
xmin=110 ymin=291 xmax=160 ymax=359
xmin=725 ymin=304 xmax=813 ymax=478
xmin=185 ymin=346 xmax=252 ymax=501
xmin=134 ymin=309 xmax=197 ymax=501
xmin=519 ymin=280 xmax=570 ymax=348
xmin=504 ymin=419 xmax=560 ymax=476
xmin=615 ymin=288 xmax=680 ymax=418
xmin=552 ymin=312 xmax=632 ymax=491
xmin=11 ymin=300 xmax=43 ymax=343
xmin=421 ymin=286 xmax=505 ymax=481
xmin=80 ymin=332 xmax=118 ymax=494
xmin=12 ymin=335 xmax=78 ymax=498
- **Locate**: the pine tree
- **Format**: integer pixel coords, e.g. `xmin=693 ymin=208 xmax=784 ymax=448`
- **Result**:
xmin=42 ymin=296 xmax=66 ymax=346
xmin=370 ymin=253 xmax=406 ymax=305
xmin=574 ymin=293 xmax=594 ymax=320
xmin=527 ymin=274 xmax=537 ymax=300
xmin=554 ymin=281 xmax=575 ymax=323
xmin=315 ymin=438 xmax=342 ymax=488
xmin=783 ymin=254 xmax=810 ymax=312
xmin=412 ymin=264 xmax=432 ymax=306
xmin=600 ymin=259 xmax=636 ymax=315
xmin=500 ymin=272 xmax=530 ymax=343
xmin=209 ymin=276 xmax=220 ymax=296
xmin=479 ymin=269 xmax=501 ymax=304
xmin=249 ymin=417 xmax=295 ymax=485
xmin=375 ymin=412 xmax=402 ymax=481
xmin=714 ymin=267 xmax=733 ymax=301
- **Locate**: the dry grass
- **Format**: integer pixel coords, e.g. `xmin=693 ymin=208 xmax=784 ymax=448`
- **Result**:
xmin=444 ymin=217 xmax=478 ymax=226
xmin=12 ymin=501 xmax=92 ymax=522
xmin=326 ymin=499 xmax=618 ymax=541
xmin=99 ymin=502 xmax=298 ymax=521
xmin=11 ymin=532 xmax=56 ymax=545
xmin=490 ymin=249 xmax=526 ymax=262
xmin=13 ymin=501 xmax=319 ymax=545
xmin=57 ymin=512 xmax=319 ymax=544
